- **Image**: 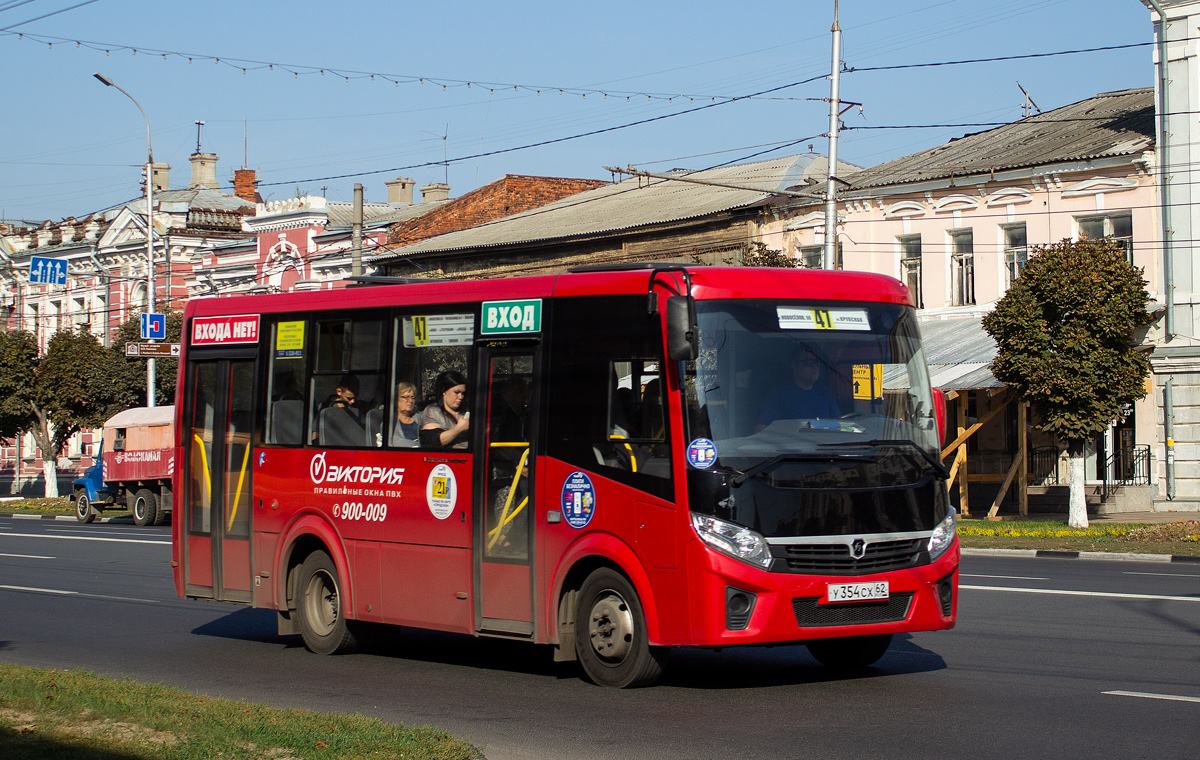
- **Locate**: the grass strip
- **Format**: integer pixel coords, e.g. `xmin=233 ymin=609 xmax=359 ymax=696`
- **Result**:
xmin=0 ymin=663 xmax=480 ymax=760
xmin=958 ymin=519 xmax=1200 ymax=555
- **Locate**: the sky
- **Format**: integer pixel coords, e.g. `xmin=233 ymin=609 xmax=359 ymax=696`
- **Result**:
xmin=0 ymin=0 xmax=1157 ymax=223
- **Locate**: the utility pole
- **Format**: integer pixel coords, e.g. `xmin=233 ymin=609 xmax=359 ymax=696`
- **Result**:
xmin=351 ymin=183 xmax=364 ymax=276
xmin=823 ymin=0 xmax=843 ymax=271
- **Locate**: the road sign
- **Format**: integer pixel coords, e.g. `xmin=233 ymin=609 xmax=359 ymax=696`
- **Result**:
xmin=29 ymin=256 xmax=67 ymax=285
xmin=140 ymin=313 xmax=167 ymax=340
xmin=125 ymin=343 xmax=181 ymax=358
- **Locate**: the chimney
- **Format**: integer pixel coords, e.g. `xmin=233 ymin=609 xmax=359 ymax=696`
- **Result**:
xmin=420 ymin=182 xmax=450 ymax=203
xmin=233 ymin=168 xmax=260 ymax=203
xmin=151 ymin=162 xmax=171 ymax=193
xmin=385 ymin=177 xmax=415 ymax=206
xmin=188 ymin=152 xmax=219 ymax=189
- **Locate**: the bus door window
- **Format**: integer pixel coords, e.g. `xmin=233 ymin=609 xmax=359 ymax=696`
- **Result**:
xmin=188 ymin=362 xmax=218 ymax=534
xmin=484 ymin=354 xmax=533 ymax=560
xmin=224 ymin=361 xmax=254 ymax=539
xmin=600 ymin=360 xmax=669 ymax=479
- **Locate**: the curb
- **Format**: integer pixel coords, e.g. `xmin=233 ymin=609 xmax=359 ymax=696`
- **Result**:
xmin=0 ymin=512 xmax=123 ymax=523
xmin=962 ymin=547 xmax=1200 ymax=564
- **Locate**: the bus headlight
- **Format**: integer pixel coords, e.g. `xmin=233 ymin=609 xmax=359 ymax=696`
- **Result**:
xmin=927 ymin=508 xmax=957 ymax=561
xmin=691 ymin=514 xmax=772 ymax=569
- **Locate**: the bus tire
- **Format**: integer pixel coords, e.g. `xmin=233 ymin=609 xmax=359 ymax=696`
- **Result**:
xmin=807 ymin=633 xmax=893 ymax=671
xmin=574 ymin=568 xmax=666 ymax=688
xmin=132 ymin=488 xmax=158 ymax=527
xmin=75 ymin=489 xmax=95 ymax=523
xmin=297 ymin=551 xmax=357 ymax=656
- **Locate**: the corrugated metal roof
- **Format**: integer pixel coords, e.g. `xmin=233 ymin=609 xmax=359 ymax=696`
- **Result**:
xmin=846 ymin=88 xmax=1153 ymax=191
xmin=918 ymin=315 xmax=1004 ymax=391
xmin=372 ymin=154 xmax=830 ymax=262
xmin=152 ymin=188 xmax=255 ymax=213
xmin=326 ymin=201 xmax=443 ymax=228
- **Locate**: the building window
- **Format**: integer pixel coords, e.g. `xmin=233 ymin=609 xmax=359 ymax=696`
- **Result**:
xmin=1003 ymin=223 xmax=1028 ymax=289
xmin=949 ymin=229 xmax=975 ymax=306
xmin=798 ymin=243 xmax=843 ymax=270
xmin=1077 ymin=213 xmax=1133 ymax=263
xmin=898 ymin=235 xmax=923 ymax=308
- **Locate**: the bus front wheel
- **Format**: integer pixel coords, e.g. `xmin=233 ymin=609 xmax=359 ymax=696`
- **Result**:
xmin=574 ymin=568 xmax=666 ymax=688
xmin=132 ymin=489 xmax=158 ymax=527
xmin=75 ymin=489 xmax=95 ymax=523
xmin=807 ymin=633 xmax=893 ymax=670
xmin=297 ymin=551 xmax=357 ymax=655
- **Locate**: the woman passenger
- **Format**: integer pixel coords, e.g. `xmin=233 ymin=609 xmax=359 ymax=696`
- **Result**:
xmin=390 ymin=381 xmax=420 ymax=447
xmin=420 ymin=370 xmax=470 ymax=449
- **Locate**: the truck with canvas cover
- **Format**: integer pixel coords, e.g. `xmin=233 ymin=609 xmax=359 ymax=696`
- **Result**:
xmin=72 ymin=405 xmax=175 ymax=526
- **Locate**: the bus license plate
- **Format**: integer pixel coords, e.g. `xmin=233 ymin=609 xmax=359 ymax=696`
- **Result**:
xmin=826 ymin=581 xmax=889 ymax=603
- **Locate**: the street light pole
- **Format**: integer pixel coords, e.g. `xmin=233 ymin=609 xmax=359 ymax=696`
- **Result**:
xmin=94 ymin=72 xmax=156 ymax=407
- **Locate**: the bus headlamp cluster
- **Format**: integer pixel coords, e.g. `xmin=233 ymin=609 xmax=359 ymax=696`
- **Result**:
xmin=691 ymin=514 xmax=772 ymax=569
xmin=927 ymin=508 xmax=957 ymax=561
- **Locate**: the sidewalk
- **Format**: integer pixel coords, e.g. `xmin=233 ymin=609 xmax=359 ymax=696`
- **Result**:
xmin=961 ymin=510 xmax=1197 ymax=525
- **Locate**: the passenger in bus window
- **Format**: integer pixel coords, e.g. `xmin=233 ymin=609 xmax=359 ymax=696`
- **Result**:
xmin=322 ymin=374 xmax=360 ymax=414
xmin=420 ymin=370 xmax=470 ymax=449
xmin=390 ymin=381 xmax=420 ymax=447
xmin=755 ymin=346 xmax=839 ymax=431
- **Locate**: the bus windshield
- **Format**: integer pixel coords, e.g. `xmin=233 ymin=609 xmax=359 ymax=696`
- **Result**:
xmin=682 ymin=299 xmax=950 ymax=538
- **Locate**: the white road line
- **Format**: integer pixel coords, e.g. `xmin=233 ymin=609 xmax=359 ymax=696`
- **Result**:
xmin=0 ymin=532 xmax=169 ymax=545
xmin=960 ymin=584 xmax=1200 ymax=603
xmin=0 ymin=584 xmax=159 ymax=604
xmin=1104 ymin=690 xmax=1200 ymax=704
xmin=1124 ymin=571 xmax=1200 ymax=578
xmin=0 ymin=552 xmax=55 ymax=559
xmin=961 ymin=574 xmax=1050 ymax=580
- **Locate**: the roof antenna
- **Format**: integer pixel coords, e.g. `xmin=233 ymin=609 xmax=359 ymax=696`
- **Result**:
xmin=194 ymin=119 xmax=206 ymax=153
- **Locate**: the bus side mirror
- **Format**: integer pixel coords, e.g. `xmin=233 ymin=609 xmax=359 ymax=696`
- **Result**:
xmin=932 ymin=388 xmax=947 ymax=443
xmin=666 ymin=296 xmax=697 ymax=361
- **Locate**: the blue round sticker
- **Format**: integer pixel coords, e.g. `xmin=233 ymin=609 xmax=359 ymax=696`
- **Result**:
xmin=561 ymin=471 xmax=596 ymax=529
xmin=687 ymin=437 xmax=718 ymax=469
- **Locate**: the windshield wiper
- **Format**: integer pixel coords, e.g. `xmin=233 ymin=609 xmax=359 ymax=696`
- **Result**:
xmin=728 ymin=453 xmax=871 ymax=486
xmin=818 ymin=439 xmax=949 ymax=479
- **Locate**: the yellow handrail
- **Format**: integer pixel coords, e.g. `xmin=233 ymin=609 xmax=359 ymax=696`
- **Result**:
xmin=608 ymin=434 xmax=638 ymax=472
xmin=192 ymin=433 xmax=212 ymax=506
xmin=227 ymin=441 xmax=251 ymax=532
xmin=487 ymin=446 xmax=530 ymax=552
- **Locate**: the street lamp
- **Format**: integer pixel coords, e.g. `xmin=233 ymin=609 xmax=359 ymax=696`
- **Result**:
xmin=94 ymin=72 xmax=157 ymax=407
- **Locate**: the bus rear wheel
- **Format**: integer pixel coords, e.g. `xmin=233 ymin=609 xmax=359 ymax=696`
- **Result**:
xmin=75 ymin=489 xmax=95 ymax=523
xmin=807 ymin=633 xmax=893 ymax=670
xmin=132 ymin=489 xmax=158 ymax=527
xmin=297 ymin=551 xmax=357 ymax=655
xmin=574 ymin=568 xmax=666 ymax=688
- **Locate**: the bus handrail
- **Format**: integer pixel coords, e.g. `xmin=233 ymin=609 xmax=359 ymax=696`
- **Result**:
xmin=487 ymin=445 xmax=530 ymax=552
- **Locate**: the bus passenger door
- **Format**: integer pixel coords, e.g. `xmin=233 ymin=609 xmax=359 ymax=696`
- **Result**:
xmin=182 ymin=356 xmax=255 ymax=603
xmin=475 ymin=347 xmax=537 ymax=637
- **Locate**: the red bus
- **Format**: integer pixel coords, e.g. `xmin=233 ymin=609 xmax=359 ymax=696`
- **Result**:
xmin=171 ymin=264 xmax=957 ymax=687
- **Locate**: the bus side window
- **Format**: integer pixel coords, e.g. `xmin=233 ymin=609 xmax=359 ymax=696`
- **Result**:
xmin=308 ymin=316 xmax=385 ymax=447
xmin=393 ymin=312 xmax=473 ymax=450
xmin=548 ymin=295 xmax=673 ymax=500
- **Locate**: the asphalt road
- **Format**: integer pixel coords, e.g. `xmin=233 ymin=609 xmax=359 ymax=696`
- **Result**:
xmin=2 ymin=516 xmax=1198 ymax=760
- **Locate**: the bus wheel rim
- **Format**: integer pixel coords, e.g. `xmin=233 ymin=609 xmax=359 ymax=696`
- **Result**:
xmin=305 ymin=570 xmax=339 ymax=636
xmin=588 ymin=591 xmax=634 ymax=663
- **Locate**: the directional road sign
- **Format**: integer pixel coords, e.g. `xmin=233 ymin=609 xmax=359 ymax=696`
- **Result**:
xmin=140 ymin=313 xmax=167 ymax=340
xmin=29 ymin=256 xmax=67 ymax=286
xmin=125 ymin=343 xmax=181 ymax=358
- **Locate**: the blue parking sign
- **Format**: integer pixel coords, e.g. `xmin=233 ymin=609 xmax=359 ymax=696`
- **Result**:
xmin=141 ymin=313 xmax=166 ymax=340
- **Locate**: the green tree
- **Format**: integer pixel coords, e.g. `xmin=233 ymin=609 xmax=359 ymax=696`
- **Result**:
xmin=108 ymin=309 xmax=184 ymax=408
xmin=729 ymin=241 xmax=797 ymax=268
xmin=982 ymin=238 xmax=1151 ymax=528
xmin=0 ymin=329 xmax=118 ymax=497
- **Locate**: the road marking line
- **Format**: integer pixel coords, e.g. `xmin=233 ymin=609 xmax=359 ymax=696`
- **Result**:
xmin=0 ymin=584 xmax=159 ymax=604
xmin=961 ymin=584 xmax=1200 ymax=602
xmin=0 ymin=532 xmax=169 ymax=545
xmin=961 ymin=574 xmax=1049 ymax=580
xmin=0 ymin=552 xmax=55 ymax=559
xmin=1104 ymin=690 xmax=1200 ymax=704
xmin=1124 ymin=571 xmax=1200 ymax=578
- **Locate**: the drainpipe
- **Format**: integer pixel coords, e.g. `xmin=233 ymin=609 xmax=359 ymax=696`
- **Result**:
xmin=1164 ymin=377 xmax=1175 ymax=500
xmin=1146 ymin=0 xmax=1173 ymax=339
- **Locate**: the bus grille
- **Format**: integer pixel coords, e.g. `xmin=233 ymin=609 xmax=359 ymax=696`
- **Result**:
xmin=778 ymin=539 xmax=924 ymax=575
xmin=792 ymin=593 xmax=914 ymax=628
